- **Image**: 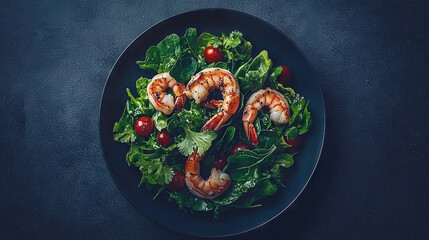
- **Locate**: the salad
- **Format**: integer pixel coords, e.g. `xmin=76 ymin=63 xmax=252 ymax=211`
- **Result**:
xmin=113 ymin=28 xmax=312 ymax=218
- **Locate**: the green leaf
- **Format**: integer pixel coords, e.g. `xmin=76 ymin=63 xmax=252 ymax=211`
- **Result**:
xmin=157 ymin=34 xmax=181 ymax=73
xmin=168 ymin=190 xmax=215 ymax=211
xmin=136 ymin=46 xmax=160 ymax=71
xmin=136 ymin=77 xmax=151 ymax=99
xmin=184 ymin=28 xmax=198 ymax=55
xmin=275 ymin=153 xmax=294 ymax=168
xmin=151 ymin=111 xmax=168 ymax=131
xmin=113 ymin=124 xmax=136 ymax=143
xmin=285 ymin=126 xmax=299 ymax=140
xmin=139 ymin=158 xmax=174 ymax=185
xmin=196 ymin=32 xmax=215 ymax=55
xmin=211 ymin=126 xmax=235 ymax=153
xmin=235 ymin=179 xmax=278 ymax=207
xmin=236 ymin=50 xmax=272 ymax=96
xmin=266 ymin=66 xmax=283 ymax=89
xmin=169 ymin=51 xmax=197 ymax=83
xmin=225 ymin=145 xmax=277 ymax=183
xmin=177 ymin=128 xmax=217 ymax=156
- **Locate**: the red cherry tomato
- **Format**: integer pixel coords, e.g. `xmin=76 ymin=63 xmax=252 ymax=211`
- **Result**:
xmin=230 ymin=143 xmax=250 ymax=156
xmin=157 ymin=129 xmax=173 ymax=148
xmin=204 ymin=46 xmax=223 ymax=63
xmin=285 ymin=135 xmax=303 ymax=152
xmin=168 ymin=170 xmax=185 ymax=191
xmin=278 ymin=65 xmax=291 ymax=86
xmin=134 ymin=116 xmax=154 ymax=137
xmin=213 ymin=155 xmax=228 ymax=170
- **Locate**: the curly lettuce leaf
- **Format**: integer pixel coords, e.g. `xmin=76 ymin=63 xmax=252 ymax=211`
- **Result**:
xmin=136 ymin=77 xmax=151 ymax=99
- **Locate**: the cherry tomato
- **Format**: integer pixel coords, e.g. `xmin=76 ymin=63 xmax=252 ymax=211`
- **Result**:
xmin=204 ymin=46 xmax=223 ymax=63
xmin=278 ymin=65 xmax=291 ymax=86
xmin=284 ymin=135 xmax=303 ymax=152
xmin=213 ymin=155 xmax=228 ymax=170
xmin=157 ymin=129 xmax=173 ymax=148
xmin=168 ymin=170 xmax=185 ymax=191
xmin=230 ymin=143 xmax=251 ymax=156
xmin=134 ymin=116 xmax=154 ymax=137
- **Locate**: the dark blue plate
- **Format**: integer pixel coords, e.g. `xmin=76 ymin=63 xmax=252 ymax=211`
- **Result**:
xmin=99 ymin=8 xmax=325 ymax=238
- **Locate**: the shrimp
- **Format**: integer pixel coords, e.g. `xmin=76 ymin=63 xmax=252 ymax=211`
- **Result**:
xmin=147 ymin=72 xmax=186 ymax=115
xmin=184 ymin=68 xmax=240 ymax=199
xmin=185 ymin=68 xmax=240 ymax=131
xmin=243 ymin=88 xmax=290 ymax=145
xmin=185 ymin=150 xmax=231 ymax=199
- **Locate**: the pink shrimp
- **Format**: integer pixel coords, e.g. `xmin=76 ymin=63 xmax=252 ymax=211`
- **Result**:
xmin=184 ymin=68 xmax=240 ymax=199
xmin=243 ymin=88 xmax=290 ymax=145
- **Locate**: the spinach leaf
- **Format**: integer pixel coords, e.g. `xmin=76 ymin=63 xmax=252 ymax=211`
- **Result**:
xmin=235 ymin=50 xmax=272 ymax=96
xmin=136 ymin=46 xmax=160 ymax=71
xmin=211 ymin=126 xmax=235 ymax=153
xmin=168 ymin=190 xmax=215 ymax=211
xmin=233 ymin=179 xmax=278 ymax=208
xmin=136 ymin=34 xmax=181 ymax=73
xmin=157 ymin=34 xmax=181 ymax=73
xmin=169 ymin=51 xmax=197 ymax=83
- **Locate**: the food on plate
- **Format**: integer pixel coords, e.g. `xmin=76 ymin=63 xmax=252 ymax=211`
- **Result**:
xmin=243 ymin=88 xmax=290 ymax=145
xmin=113 ymin=28 xmax=312 ymax=218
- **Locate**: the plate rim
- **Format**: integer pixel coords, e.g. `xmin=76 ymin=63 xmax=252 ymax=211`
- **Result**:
xmin=98 ymin=7 xmax=326 ymax=238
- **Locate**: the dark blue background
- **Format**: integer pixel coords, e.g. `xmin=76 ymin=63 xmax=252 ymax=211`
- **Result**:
xmin=1 ymin=0 xmax=428 ymax=239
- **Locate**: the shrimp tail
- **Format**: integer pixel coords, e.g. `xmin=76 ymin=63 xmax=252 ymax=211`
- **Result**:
xmin=243 ymin=121 xmax=258 ymax=145
xmin=201 ymin=111 xmax=232 ymax=131
xmin=174 ymin=95 xmax=186 ymax=112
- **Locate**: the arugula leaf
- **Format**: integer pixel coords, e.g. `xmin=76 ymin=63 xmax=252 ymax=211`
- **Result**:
xmin=225 ymin=146 xmax=276 ymax=183
xmin=177 ymin=128 xmax=217 ymax=156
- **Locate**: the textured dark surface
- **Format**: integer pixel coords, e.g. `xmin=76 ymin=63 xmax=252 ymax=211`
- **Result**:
xmin=1 ymin=0 xmax=428 ymax=239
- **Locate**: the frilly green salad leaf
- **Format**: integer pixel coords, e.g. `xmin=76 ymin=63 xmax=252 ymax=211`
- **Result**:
xmin=112 ymin=27 xmax=312 ymax=219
